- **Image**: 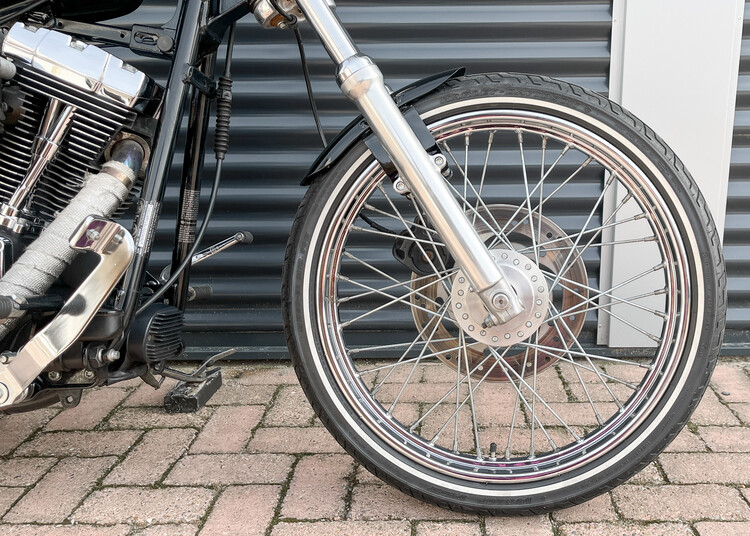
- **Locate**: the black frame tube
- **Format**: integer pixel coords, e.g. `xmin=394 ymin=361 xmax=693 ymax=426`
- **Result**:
xmin=116 ymin=0 xmax=212 ymax=350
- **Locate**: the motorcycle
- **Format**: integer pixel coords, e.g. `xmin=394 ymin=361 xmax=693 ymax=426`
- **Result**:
xmin=0 ymin=0 xmax=726 ymax=515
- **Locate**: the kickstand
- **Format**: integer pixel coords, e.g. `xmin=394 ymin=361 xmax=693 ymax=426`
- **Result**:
xmin=162 ymin=348 xmax=236 ymax=413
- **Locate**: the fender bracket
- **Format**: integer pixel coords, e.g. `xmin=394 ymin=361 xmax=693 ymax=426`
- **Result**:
xmin=301 ymin=67 xmax=465 ymax=185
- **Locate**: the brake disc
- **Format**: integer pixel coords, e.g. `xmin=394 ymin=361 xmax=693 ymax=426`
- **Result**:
xmin=410 ymin=205 xmax=588 ymax=382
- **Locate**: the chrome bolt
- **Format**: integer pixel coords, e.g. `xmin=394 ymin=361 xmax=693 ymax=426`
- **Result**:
xmin=536 ymin=299 xmax=543 ymax=305
xmin=525 ymin=264 xmax=531 ymax=270
xmin=535 ymin=312 xmax=542 ymax=318
xmin=86 ymin=228 xmax=100 ymax=241
xmin=458 ymin=290 xmax=464 ymax=296
xmin=83 ymin=370 xmax=95 ymax=380
xmin=394 ymin=179 xmax=406 ymax=192
xmin=468 ymin=325 xmax=475 ymax=332
xmin=433 ymin=154 xmax=446 ymax=167
xmin=104 ymin=349 xmax=120 ymax=363
xmin=526 ymin=322 xmax=533 ymax=328
xmin=462 ymin=313 xmax=469 ymax=320
xmin=513 ymin=259 xmax=520 ymax=265
xmin=538 ymin=286 xmax=545 ymax=293
xmin=47 ymin=371 xmax=62 ymax=381
xmin=531 ymin=276 xmax=538 ymax=282
xmin=277 ymin=21 xmax=288 ymax=29
xmin=504 ymin=333 xmax=511 ymax=339
xmin=455 ymin=303 xmax=462 ymax=309
xmin=492 ymin=336 xmax=499 ymax=342
xmin=480 ymin=330 xmax=486 ymax=336
xmin=501 ymin=253 xmax=508 ymax=259
xmin=458 ymin=277 xmax=465 ymax=284
xmin=517 ymin=331 xmax=524 ymax=337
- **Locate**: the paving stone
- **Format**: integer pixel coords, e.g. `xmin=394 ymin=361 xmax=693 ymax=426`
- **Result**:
xmin=694 ymin=521 xmax=750 ymax=536
xmin=248 ymin=427 xmax=345 ymax=454
xmin=282 ymin=454 xmax=353 ymax=520
xmin=660 ymin=453 xmax=750 ymax=484
xmin=626 ymin=462 xmax=665 ymax=485
xmin=690 ymin=391 xmax=740 ymax=426
xmin=699 ymin=426 xmax=750 ymax=452
xmin=535 ymin=402 xmax=619 ymax=427
xmin=0 ymin=409 xmax=58 ymax=455
xmin=729 ymin=403 xmax=750 ymax=424
xmin=612 ymin=484 xmax=750 ymax=521
xmin=264 ymin=386 xmax=315 ymax=427
xmin=0 ymin=486 xmax=24 ymax=516
xmin=191 ymin=405 xmax=263 ymax=453
xmin=485 ymin=516 xmax=554 ymax=536
xmin=207 ymin=384 xmax=276 ymax=406
xmin=711 ymin=365 xmax=750 ymax=403
xmin=415 ymin=521 xmax=482 ymax=536
xmin=45 ymin=388 xmax=129 ymax=431
xmin=199 ymin=485 xmax=279 ymax=536
xmin=132 ymin=525 xmax=198 ymax=536
xmin=165 ymin=453 xmax=293 ymax=485
xmin=272 ymin=520 xmax=411 ymax=536
xmin=0 ymin=526 xmax=130 ymax=536
xmin=124 ymin=379 xmax=179 ymax=406
xmin=75 ymin=487 xmax=214 ymax=525
xmin=0 ymin=457 xmax=57 ymax=486
xmin=350 ymin=483 xmax=473 ymax=520
xmin=105 ymin=428 xmax=196 ymax=485
xmin=15 ymin=430 xmax=140 ymax=457
xmin=375 ymin=382 xmax=464 ymax=405
xmin=235 ymin=366 xmax=298 ymax=385
xmin=553 ymin=493 xmax=617 ymax=522
xmin=559 ymin=522 xmax=693 ymax=536
xmin=106 ymin=407 xmax=210 ymax=429
xmin=356 ymin=465 xmax=381 ymax=485
xmin=663 ymin=428 xmax=705 ymax=452
xmin=3 ymin=457 xmax=115 ymax=523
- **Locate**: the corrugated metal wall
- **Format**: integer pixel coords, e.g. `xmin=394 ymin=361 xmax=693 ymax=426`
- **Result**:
xmin=117 ymin=1 xmax=612 ymax=359
xmin=725 ymin=1 xmax=750 ymax=353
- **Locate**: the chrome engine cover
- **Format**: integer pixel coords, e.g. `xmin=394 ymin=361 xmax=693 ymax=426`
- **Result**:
xmin=0 ymin=23 xmax=162 ymax=230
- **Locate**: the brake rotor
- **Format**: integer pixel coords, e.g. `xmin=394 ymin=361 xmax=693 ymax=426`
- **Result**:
xmin=410 ymin=205 xmax=588 ymax=382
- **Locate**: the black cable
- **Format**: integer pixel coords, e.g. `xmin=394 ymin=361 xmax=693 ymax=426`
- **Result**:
xmin=0 ymin=0 xmax=47 ymax=24
xmin=137 ymin=159 xmax=224 ymax=316
xmin=269 ymin=0 xmax=327 ymax=147
xmin=293 ymin=27 xmax=327 ymax=147
xmin=136 ymin=24 xmax=237 ymax=315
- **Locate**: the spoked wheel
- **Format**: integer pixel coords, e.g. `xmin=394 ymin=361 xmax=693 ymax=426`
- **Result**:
xmin=283 ymin=73 xmax=725 ymax=514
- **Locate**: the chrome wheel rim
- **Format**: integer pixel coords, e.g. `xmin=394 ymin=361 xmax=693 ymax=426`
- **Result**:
xmin=314 ymin=109 xmax=690 ymax=483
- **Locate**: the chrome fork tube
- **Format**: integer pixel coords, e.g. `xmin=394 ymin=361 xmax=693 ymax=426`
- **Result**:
xmin=294 ymin=0 xmax=524 ymax=323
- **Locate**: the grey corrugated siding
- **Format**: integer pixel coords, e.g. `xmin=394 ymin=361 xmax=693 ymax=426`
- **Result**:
xmin=115 ymin=0 xmax=612 ymax=358
xmin=724 ymin=2 xmax=750 ymax=353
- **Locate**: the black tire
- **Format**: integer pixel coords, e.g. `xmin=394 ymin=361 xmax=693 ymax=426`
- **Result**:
xmin=282 ymin=73 xmax=726 ymax=514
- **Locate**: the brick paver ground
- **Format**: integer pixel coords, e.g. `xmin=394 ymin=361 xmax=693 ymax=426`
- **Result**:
xmin=0 ymin=358 xmax=749 ymax=535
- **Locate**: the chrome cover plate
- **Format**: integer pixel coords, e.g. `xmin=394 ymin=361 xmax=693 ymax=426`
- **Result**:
xmin=2 ymin=23 xmax=159 ymax=111
xmin=0 ymin=217 xmax=134 ymax=408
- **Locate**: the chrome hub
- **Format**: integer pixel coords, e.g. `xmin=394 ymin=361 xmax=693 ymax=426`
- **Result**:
xmin=451 ymin=249 xmax=549 ymax=346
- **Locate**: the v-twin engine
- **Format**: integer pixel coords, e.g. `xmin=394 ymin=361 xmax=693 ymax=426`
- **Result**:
xmin=0 ymin=23 xmax=162 ymax=235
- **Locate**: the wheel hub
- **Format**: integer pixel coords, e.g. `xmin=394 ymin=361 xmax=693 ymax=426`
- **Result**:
xmin=409 ymin=204 xmax=589 ymax=381
xmin=451 ymin=249 xmax=549 ymax=346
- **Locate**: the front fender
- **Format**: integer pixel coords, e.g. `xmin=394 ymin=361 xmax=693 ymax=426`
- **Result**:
xmin=301 ymin=67 xmax=465 ymax=185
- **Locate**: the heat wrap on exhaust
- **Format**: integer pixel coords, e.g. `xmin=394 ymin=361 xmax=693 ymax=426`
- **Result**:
xmin=0 ymin=161 xmax=134 ymax=339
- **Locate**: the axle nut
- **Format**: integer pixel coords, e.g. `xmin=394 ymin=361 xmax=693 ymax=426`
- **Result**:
xmin=492 ymin=292 xmax=509 ymax=310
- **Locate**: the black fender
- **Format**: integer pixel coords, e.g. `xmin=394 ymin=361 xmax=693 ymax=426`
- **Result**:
xmin=301 ymin=67 xmax=465 ymax=185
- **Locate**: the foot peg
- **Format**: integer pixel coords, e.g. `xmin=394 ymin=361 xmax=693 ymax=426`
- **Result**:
xmin=0 ymin=217 xmax=134 ymax=408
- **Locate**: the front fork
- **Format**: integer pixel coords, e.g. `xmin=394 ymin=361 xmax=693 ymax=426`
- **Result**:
xmin=295 ymin=0 xmax=524 ymax=325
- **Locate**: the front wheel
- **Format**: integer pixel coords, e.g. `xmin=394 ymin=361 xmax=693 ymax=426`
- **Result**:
xmin=282 ymin=73 xmax=726 ymax=514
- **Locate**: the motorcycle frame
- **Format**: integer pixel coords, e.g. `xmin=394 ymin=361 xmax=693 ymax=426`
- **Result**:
xmin=40 ymin=0 xmax=522 ymax=358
